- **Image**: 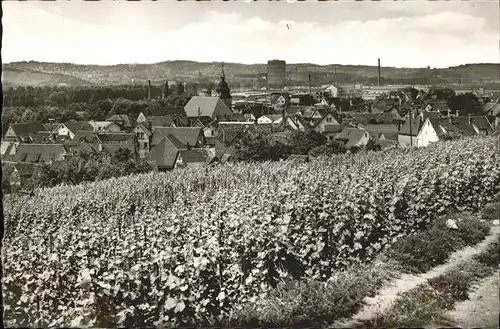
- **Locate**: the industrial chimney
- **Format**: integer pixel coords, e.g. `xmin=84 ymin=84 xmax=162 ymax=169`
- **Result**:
xmin=148 ymin=80 xmax=152 ymax=100
xmin=308 ymin=74 xmax=312 ymax=95
xmin=377 ymin=58 xmax=381 ymax=87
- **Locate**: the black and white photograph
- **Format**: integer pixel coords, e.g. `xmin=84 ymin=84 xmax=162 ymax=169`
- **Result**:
xmin=1 ymin=0 xmax=500 ymax=327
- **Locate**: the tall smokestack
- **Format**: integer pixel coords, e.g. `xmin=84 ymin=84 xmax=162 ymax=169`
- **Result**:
xmin=377 ymin=58 xmax=381 ymax=87
xmin=308 ymin=74 xmax=312 ymax=95
xmin=148 ymin=80 xmax=152 ymax=100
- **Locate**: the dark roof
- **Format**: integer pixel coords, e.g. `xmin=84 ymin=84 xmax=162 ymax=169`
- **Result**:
xmin=366 ymin=124 xmax=399 ymax=136
xmin=323 ymin=124 xmax=343 ymax=133
xmin=484 ymin=102 xmax=500 ymax=117
xmin=179 ymin=149 xmax=210 ymax=164
xmin=184 ymin=97 xmax=234 ymax=118
xmin=449 ymin=118 xmax=478 ymax=136
xmin=152 ymin=127 xmax=202 ymax=147
xmin=9 ymin=122 xmax=46 ymax=142
xmin=428 ymin=118 xmax=463 ymax=138
xmin=146 ymin=135 xmax=183 ymax=169
xmin=97 ymin=132 xmax=135 ymax=143
xmin=106 ymin=114 xmax=135 ymax=128
xmin=68 ymin=130 xmax=100 ymax=146
xmin=337 ymin=128 xmax=370 ymax=149
xmin=469 ymin=116 xmax=494 ymax=133
xmin=62 ymin=121 xmax=94 ymax=134
xmin=399 ymin=115 xmax=424 ymax=136
xmin=16 ymin=144 xmax=66 ymax=163
xmin=148 ymin=115 xmax=175 ymax=127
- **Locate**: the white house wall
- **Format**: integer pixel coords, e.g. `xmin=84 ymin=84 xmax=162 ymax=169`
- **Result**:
xmin=415 ymin=120 xmax=439 ymax=147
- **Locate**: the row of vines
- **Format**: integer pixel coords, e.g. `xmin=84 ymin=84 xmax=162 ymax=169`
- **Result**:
xmin=3 ymin=135 xmax=500 ymax=327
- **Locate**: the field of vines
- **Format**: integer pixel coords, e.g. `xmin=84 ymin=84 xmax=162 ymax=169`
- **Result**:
xmin=3 ymin=135 xmax=500 ymax=327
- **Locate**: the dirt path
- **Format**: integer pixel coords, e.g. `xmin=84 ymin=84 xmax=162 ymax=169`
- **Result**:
xmin=444 ymin=270 xmax=499 ymax=329
xmin=332 ymin=224 xmax=500 ymax=327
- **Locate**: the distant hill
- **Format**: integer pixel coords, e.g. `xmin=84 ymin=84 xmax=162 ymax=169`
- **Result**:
xmin=2 ymin=67 xmax=92 ymax=88
xmin=3 ymin=61 xmax=500 ymax=88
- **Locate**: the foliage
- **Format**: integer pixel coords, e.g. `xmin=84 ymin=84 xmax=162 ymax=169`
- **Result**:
xmin=365 ymin=139 xmax=382 ymax=152
xmin=233 ymin=263 xmax=393 ymax=327
xmin=289 ymin=130 xmax=327 ymax=155
xmin=425 ymin=86 xmax=456 ymax=101
xmin=2 ymin=135 xmax=500 ymax=327
xmin=387 ymin=214 xmax=491 ymax=273
xmin=372 ymin=285 xmax=449 ymax=327
xmin=447 ymin=92 xmax=483 ymax=116
xmin=309 ymin=141 xmax=346 ymax=157
xmin=29 ymin=149 xmax=153 ymax=189
xmin=234 ymin=133 xmax=291 ymax=162
xmin=475 ymin=238 xmax=500 ymax=267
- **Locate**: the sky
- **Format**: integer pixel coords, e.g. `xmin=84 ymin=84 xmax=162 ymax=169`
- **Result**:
xmin=2 ymin=0 xmax=499 ymax=68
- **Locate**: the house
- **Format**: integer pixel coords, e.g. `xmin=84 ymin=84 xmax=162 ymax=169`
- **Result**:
xmin=34 ymin=131 xmax=68 ymax=144
xmin=43 ymin=122 xmax=61 ymax=132
xmin=146 ymin=115 xmax=177 ymax=128
xmin=54 ymin=121 xmax=94 ymax=140
xmin=15 ymin=144 xmax=68 ymax=164
xmin=257 ymin=115 xmax=284 ymax=124
xmin=324 ymin=84 xmax=345 ymax=99
xmin=184 ymin=96 xmax=234 ymax=120
xmin=378 ymin=138 xmax=399 ymax=150
xmin=136 ymin=112 xmax=147 ymax=124
xmin=337 ymin=128 xmax=371 ymax=149
xmin=176 ymin=149 xmax=210 ymax=169
xmin=97 ymin=133 xmax=138 ymax=157
xmin=134 ymin=123 xmax=153 ymax=158
xmin=89 ymin=121 xmax=121 ymax=132
xmin=1 ymin=141 xmax=19 ymax=162
xmin=413 ymin=118 xmax=440 ymax=147
xmin=314 ymin=112 xmax=341 ymax=134
xmin=66 ymin=131 xmax=102 ymax=154
xmin=468 ymin=116 xmax=495 ymax=136
xmin=366 ymin=124 xmax=399 ymax=141
xmin=397 ymin=112 xmax=438 ymax=147
xmin=106 ymin=114 xmax=135 ymax=131
xmin=147 ymin=134 xmax=187 ymax=172
xmin=3 ymin=122 xmax=46 ymax=143
xmin=151 ymin=127 xmax=204 ymax=148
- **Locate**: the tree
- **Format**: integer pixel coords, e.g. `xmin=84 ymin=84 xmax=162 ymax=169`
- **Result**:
xmin=289 ymin=130 xmax=327 ymax=155
xmin=234 ymin=133 xmax=291 ymax=162
xmin=426 ymin=87 xmax=455 ymax=101
xmin=309 ymin=141 xmax=346 ymax=157
xmin=447 ymin=93 xmax=483 ymax=116
xmin=177 ymin=83 xmax=185 ymax=95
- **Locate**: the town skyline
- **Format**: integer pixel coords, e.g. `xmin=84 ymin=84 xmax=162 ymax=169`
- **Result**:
xmin=3 ymin=1 xmax=499 ymax=68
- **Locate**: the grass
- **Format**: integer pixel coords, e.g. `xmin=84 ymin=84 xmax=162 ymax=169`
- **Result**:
xmin=358 ymin=238 xmax=500 ymax=328
xmin=387 ymin=214 xmax=491 ymax=273
xmin=230 ymin=262 xmax=396 ymax=328
xmin=481 ymin=192 xmax=500 ymax=220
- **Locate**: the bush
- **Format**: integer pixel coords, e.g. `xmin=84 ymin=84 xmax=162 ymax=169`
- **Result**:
xmin=476 ymin=239 xmax=500 ymax=267
xmin=376 ymin=285 xmax=448 ymax=327
xmin=232 ymin=263 xmax=393 ymax=327
xmin=481 ymin=201 xmax=500 ymax=220
xmin=387 ymin=216 xmax=490 ymax=273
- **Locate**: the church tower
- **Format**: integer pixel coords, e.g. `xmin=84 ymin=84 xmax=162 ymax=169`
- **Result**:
xmin=216 ymin=62 xmax=232 ymax=111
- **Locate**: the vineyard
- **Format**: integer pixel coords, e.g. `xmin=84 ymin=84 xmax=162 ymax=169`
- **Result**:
xmin=3 ymin=135 xmax=500 ymax=327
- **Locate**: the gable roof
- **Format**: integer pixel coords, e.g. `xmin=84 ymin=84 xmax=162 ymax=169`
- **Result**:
xmin=469 ymin=116 xmax=494 ymax=133
xmin=106 ymin=114 xmax=134 ymax=128
xmin=34 ymin=131 xmax=68 ymax=144
xmin=184 ymin=97 xmax=234 ymax=118
xmin=260 ymin=115 xmax=283 ymax=122
xmin=88 ymin=121 xmax=119 ymax=131
xmin=179 ymin=149 xmax=210 ymax=164
xmin=151 ymin=127 xmax=203 ymax=147
xmin=399 ymin=115 xmax=424 ymax=136
xmin=449 ymin=118 xmax=478 ymax=136
xmin=337 ymin=128 xmax=370 ymax=149
xmin=484 ymin=102 xmax=500 ymax=117
xmin=428 ymin=118 xmax=462 ymax=138
xmin=16 ymin=144 xmax=66 ymax=163
xmin=135 ymin=123 xmax=153 ymax=137
xmin=43 ymin=123 xmax=60 ymax=132
xmin=146 ymin=135 xmax=183 ymax=169
xmin=148 ymin=115 xmax=175 ymax=127
xmin=9 ymin=122 xmax=46 ymax=142
xmin=61 ymin=121 xmax=94 ymax=134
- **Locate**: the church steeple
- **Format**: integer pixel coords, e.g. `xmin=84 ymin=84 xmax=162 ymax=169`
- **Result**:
xmin=216 ymin=62 xmax=232 ymax=111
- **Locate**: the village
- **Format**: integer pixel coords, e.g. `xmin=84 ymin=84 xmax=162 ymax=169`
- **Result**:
xmin=2 ymin=68 xmax=499 ymax=192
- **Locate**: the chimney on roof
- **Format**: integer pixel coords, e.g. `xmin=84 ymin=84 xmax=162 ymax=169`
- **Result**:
xmin=377 ymin=58 xmax=381 ymax=87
